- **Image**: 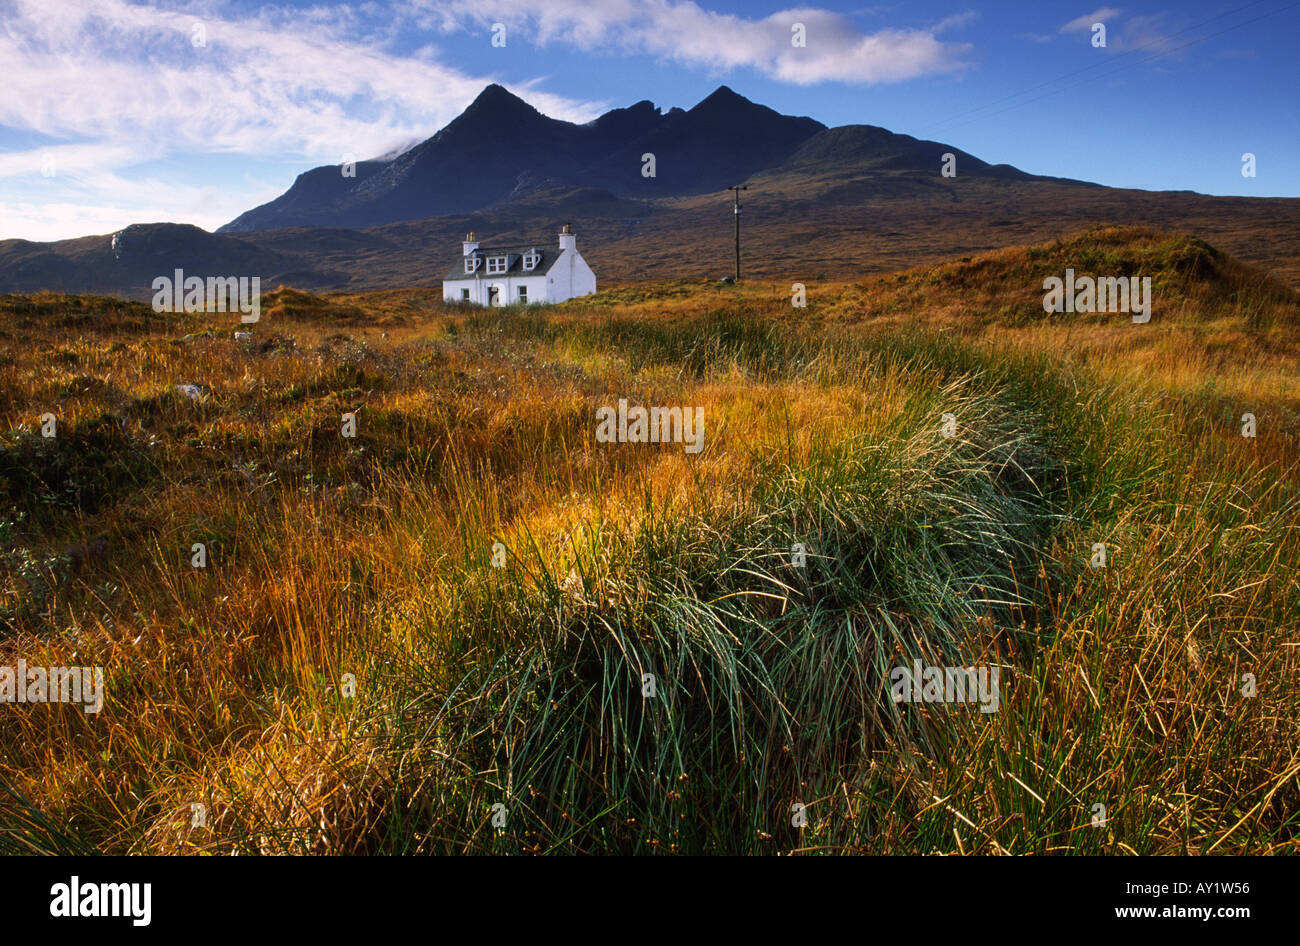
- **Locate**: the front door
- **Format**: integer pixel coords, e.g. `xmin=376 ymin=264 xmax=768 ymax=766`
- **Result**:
xmin=488 ymin=286 xmax=499 ymax=306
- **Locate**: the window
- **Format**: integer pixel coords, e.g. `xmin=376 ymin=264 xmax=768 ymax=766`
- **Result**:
xmin=464 ymin=256 xmax=480 ymax=274
xmin=460 ymin=289 xmax=470 ymax=301
xmin=522 ymin=250 xmax=540 ymax=271
xmin=517 ymin=285 xmax=527 ymax=303
xmin=486 ymin=256 xmax=507 ymax=274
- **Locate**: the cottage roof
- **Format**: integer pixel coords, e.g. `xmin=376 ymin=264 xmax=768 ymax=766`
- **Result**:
xmin=444 ymin=243 xmax=565 ymax=281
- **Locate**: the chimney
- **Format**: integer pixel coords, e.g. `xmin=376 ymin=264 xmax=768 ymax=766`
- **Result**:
xmin=558 ymin=223 xmax=576 ymax=253
xmin=463 ymin=232 xmax=479 ymax=256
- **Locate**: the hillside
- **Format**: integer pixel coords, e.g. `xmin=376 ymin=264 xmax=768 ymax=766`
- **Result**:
xmin=5 ymin=177 xmax=1300 ymax=299
xmin=1 ymin=227 xmax=1297 ymax=854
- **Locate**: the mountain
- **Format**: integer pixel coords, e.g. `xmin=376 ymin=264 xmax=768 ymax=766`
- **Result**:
xmin=219 ymin=84 xmax=1090 ymax=235
xmin=221 ymin=85 xmax=821 ymax=232
xmin=222 ymin=85 xmax=648 ymax=231
xmin=4 ymin=84 xmax=1300 ymax=296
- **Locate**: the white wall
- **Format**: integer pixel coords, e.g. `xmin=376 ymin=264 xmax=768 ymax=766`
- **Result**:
xmin=443 ymin=273 xmax=548 ymax=306
xmin=553 ymin=248 xmax=596 ymax=300
xmin=443 ymin=248 xmax=595 ymax=305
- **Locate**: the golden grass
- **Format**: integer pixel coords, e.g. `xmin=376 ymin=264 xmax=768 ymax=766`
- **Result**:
xmin=1 ymin=226 xmax=1296 ymax=854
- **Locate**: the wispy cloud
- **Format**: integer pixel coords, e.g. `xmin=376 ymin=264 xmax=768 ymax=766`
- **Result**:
xmin=0 ymin=0 xmax=601 ymax=159
xmin=406 ymin=1 xmax=973 ymax=85
xmin=932 ymin=10 xmax=979 ymax=35
xmin=1061 ymin=8 xmax=1122 ymax=33
xmin=1112 ymin=13 xmax=1183 ymax=56
xmin=1058 ymin=9 xmax=1189 ymax=57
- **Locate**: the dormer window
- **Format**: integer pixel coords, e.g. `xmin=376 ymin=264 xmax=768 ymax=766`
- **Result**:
xmin=464 ymin=255 xmax=481 ymax=274
xmin=486 ymin=255 xmax=507 ymax=274
xmin=522 ymin=249 xmax=541 ymax=272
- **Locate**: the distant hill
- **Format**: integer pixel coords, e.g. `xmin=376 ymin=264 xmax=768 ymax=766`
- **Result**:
xmin=0 ymin=223 xmax=297 ymax=296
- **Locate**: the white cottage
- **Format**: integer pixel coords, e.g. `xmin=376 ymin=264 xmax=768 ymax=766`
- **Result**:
xmin=442 ymin=224 xmax=596 ymax=306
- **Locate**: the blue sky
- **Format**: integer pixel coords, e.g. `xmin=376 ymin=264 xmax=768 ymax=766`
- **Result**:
xmin=1 ymin=0 xmax=1296 ymax=241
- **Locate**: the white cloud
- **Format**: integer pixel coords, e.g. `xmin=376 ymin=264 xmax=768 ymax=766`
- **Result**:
xmin=0 ymin=0 xmax=603 ymax=159
xmin=1061 ymin=8 xmax=1122 ymax=33
xmin=406 ymin=0 xmax=972 ymax=85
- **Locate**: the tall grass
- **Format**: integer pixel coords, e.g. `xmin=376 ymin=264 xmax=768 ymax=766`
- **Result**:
xmin=1 ymin=228 xmax=1296 ymax=854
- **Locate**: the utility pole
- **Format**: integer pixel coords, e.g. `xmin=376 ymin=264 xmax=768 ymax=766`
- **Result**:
xmin=728 ymin=185 xmax=748 ymax=282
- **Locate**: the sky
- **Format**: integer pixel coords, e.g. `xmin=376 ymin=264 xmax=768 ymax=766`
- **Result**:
xmin=1 ymin=0 xmax=1297 ymax=242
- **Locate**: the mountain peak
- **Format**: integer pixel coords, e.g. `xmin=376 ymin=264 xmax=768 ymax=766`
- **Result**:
xmin=696 ymin=85 xmax=750 ymax=108
xmin=464 ymin=83 xmax=535 ymax=116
